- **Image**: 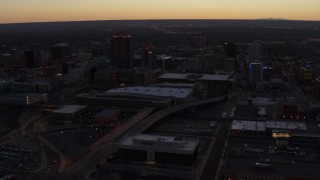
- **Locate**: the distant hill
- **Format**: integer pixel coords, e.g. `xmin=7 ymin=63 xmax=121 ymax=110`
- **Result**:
xmin=257 ymin=18 xmax=290 ymax=21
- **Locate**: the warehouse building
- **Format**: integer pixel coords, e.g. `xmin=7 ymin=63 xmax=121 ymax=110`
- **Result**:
xmin=157 ymin=73 xmax=230 ymax=96
xmin=51 ymin=105 xmax=87 ymax=124
xmin=115 ymin=134 xmax=199 ymax=166
xmin=76 ymin=86 xmax=194 ymax=108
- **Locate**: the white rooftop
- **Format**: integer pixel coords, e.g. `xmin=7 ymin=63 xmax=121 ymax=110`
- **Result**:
xmin=53 ymin=105 xmax=87 ymax=114
xmin=119 ymin=134 xmax=199 ymax=155
xmin=231 ymin=120 xmax=266 ymax=132
xmin=105 ymin=86 xmax=193 ymax=99
xmin=266 ymin=121 xmax=307 ymax=130
xmin=159 ymin=73 xmax=187 ymax=79
xmin=231 ymin=120 xmax=308 ymax=132
xmin=158 ymin=73 xmax=230 ymax=81
xmin=201 ymin=74 xmax=230 ymax=81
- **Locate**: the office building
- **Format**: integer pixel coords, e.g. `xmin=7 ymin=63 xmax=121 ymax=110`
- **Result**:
xmin=224 ymin=58 xmax=236 ymax=73
xmin=23 ymin=50 xmax=43 ymax=69
xmin=181 ymin=58 xmax=203 ymax=73
xmin=157 ymin=55 xmax=172 ymax=70
xmin=25 ymin=50 xmax=35 ymax=69
xmin=50 ymin=43 xmax=71 ymax=60
xmin=249 ymin=63 xmax=263 ymax=84
xmin=91 ymin=42 xmax=106 ymax=58
xmin=65 ymin=63 xmax=86 ymax=82
xmin=141 ymin=44 xmax=157 ymax=70
xmin=110 ymin=32 xmax=133 ymax=69
xmin=263 ymin=66 xmax=273 ymax=81
xmin=203 ymin=53 xmax=225 ymax=73
xmin=224 ymin=42 xmax=236 ymax=59
xmin=247 ymin=42 xmax=261 ymax=62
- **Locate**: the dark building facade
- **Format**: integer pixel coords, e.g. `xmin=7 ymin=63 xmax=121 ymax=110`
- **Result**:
xmin=224 ymin=42 xmax=237 ymax=59
xmin=110 ymin=32 xmax=133 ymax=69
xmin=25 ymin=50 xmax=35 ymax=69
xmin=141 ymin=44 xmax=156 ymax=70
xmin=114 ymin=134 xmax=199 ymax=166
xmin=25 ymin=50 xmax=42 ymax=69
xmin=50 ymin=43 xmax=71 ymax=60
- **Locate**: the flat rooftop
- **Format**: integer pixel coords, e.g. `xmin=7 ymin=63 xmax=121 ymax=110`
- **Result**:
xmin=159 ymin=73 xmax=187 ymax=79
xmin=201 ymin=74 xmax=230 ymax=81
xmin=231 ymin=120 xmax=266 ymax=132
xmin=231 ymin=120 xmax=307 ymax=132
xmin=153 ymin=83 xmax=195 ymax=88
xmin=158 ymin=73 xmax=229 ymax=81
xmin=53 ymin=105 xmax=87 ymax=114
xmin=266 ymin=121 xmax=307 ymax=130
xmin=119 ymin=134 xmax=199 ymax=155
xmin=104 ymin=86 xmax=193 ymax=99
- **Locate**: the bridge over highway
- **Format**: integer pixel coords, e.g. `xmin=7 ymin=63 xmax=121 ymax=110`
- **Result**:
xmin=63 ymin=107 xmax=155 ymax=173
xmin=63 ymin=96 xmax=227 ymax=178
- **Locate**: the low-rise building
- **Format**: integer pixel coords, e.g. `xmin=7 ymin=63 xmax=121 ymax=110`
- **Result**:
xmin=76 ymin=86 xmax=194 ymax=108
xmin=158 ymin=73 xmax=230 ymax=96
xmin=51 ymin=105 xmax=87 ymax=124
xmin=249 ymin=63 xmax=263 ymax=84
xmin=115 ymin=134 xmax=199 ymax=166
xmin=231 ymin=120 xmax=308 ymax=139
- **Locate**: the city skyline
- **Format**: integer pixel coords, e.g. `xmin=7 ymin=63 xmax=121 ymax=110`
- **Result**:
xmin=1 ymin=0 xmax=320 ymax=24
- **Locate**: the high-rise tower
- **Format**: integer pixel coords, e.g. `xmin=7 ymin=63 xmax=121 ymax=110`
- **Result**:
xmin=110 ymin=32 xmax=133 ymax=69
xmin=141 ymin=44 xmax=156 ymax=70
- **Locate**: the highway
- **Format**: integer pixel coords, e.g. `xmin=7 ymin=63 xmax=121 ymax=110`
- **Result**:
xmin=65 ymin=96 xmax=226 ymax=178
xmin=63 ymin=107 xmax=155 ymax=174
xmin=0 ymin=111 xmax=46 ymax=144
xmin=126 ymin=96 xmax=227 ymax=135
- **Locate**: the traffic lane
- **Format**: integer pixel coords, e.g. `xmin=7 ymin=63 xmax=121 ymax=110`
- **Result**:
xmin=200 ymin=123 xmax=229 ymax=180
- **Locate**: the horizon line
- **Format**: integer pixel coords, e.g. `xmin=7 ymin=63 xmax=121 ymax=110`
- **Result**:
xmin=1 ymin=18 xmax=320 ymax=25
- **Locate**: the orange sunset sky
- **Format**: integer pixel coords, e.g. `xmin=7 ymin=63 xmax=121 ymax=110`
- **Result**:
xmin=0 ymin=0 xmax=320 ymax=24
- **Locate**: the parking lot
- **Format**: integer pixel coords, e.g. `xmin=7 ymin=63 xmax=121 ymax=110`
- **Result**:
xmin=228 ymin=139 xmax=320 ymax=163
xmin=0 ymin=145 xmax=40 ymax=172
xmin=43 ymin=127 xmax=112 ymax=158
